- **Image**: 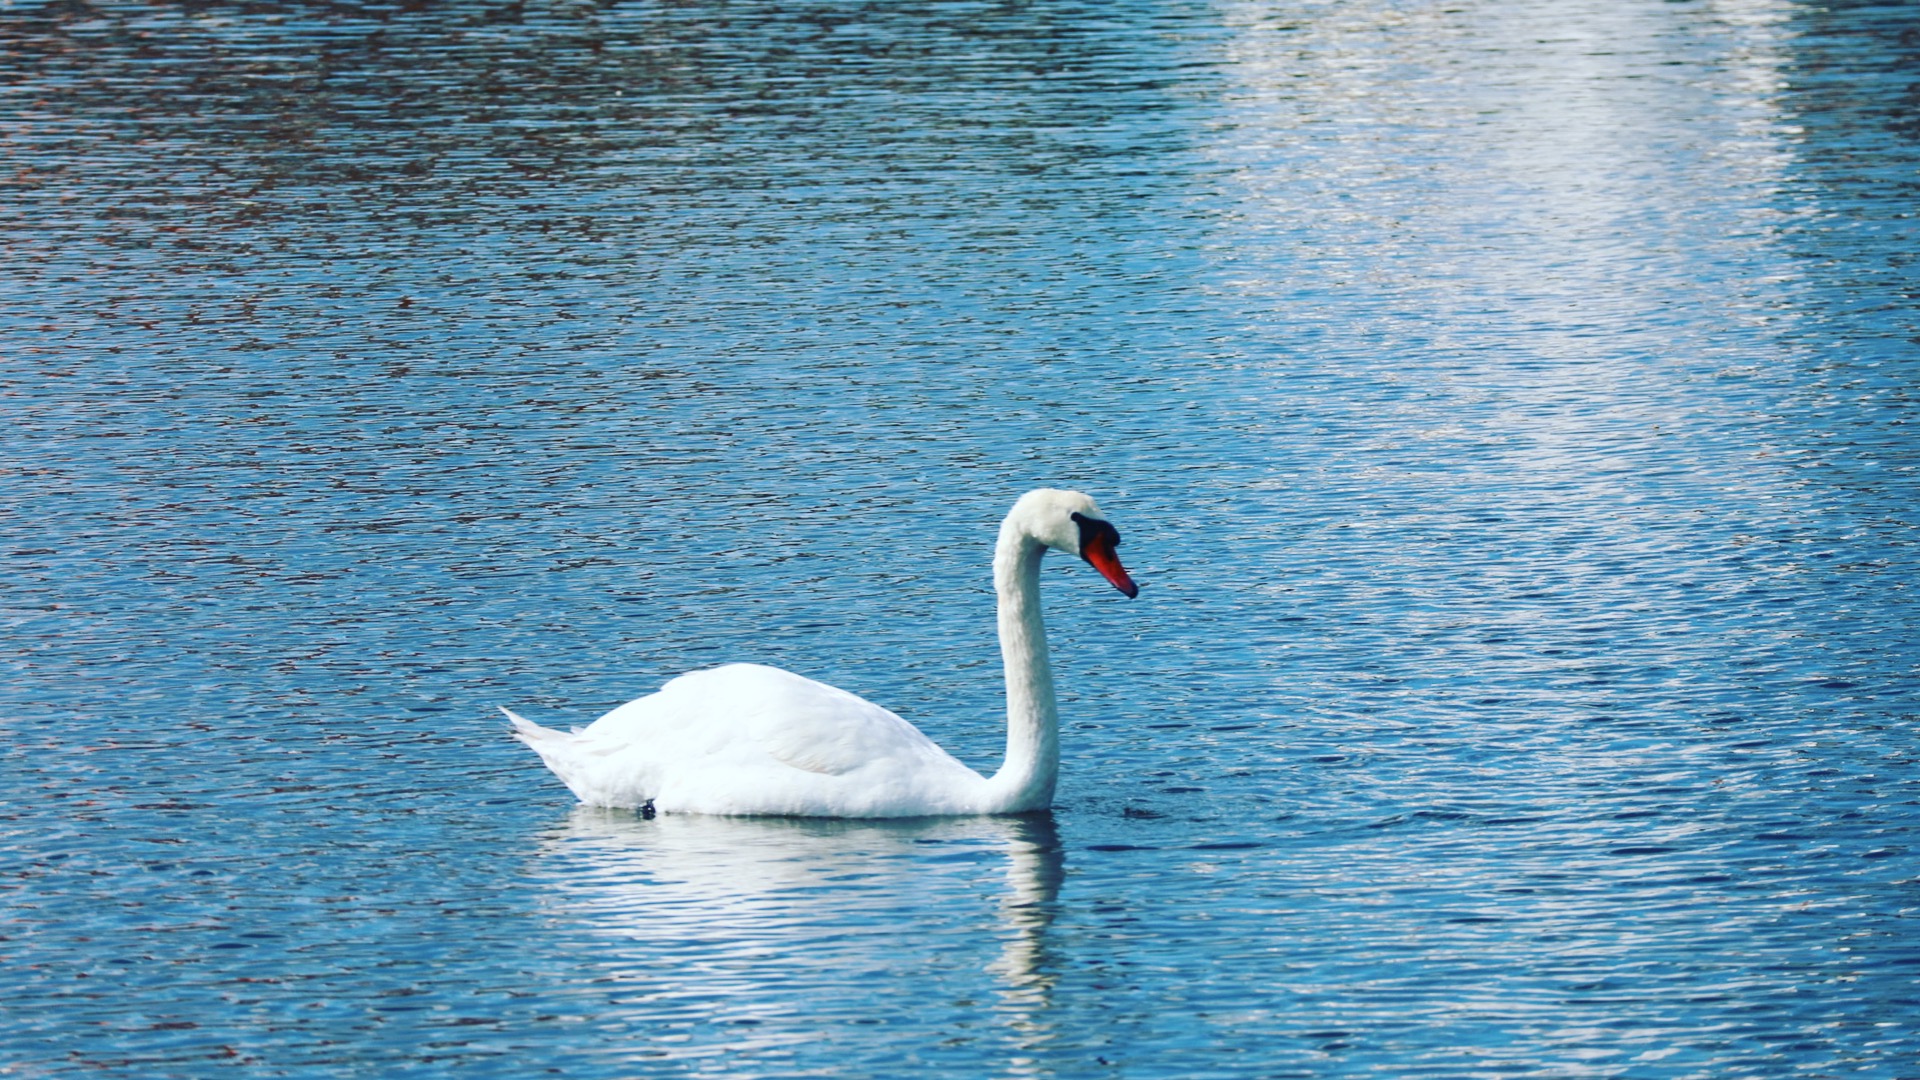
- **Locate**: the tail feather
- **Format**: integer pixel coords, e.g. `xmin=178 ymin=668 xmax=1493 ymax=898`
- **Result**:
xmin=504 ymin=706 xmax=645 ymax=808
xmin=502 ymin=706 xmax=563 ymax=745
xmin=503 ymin=706 xmax=581 ymax=789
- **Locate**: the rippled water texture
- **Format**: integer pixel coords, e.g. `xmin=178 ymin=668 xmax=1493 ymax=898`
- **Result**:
xmin=4 ymin=0 xmax=1917 ymax=1076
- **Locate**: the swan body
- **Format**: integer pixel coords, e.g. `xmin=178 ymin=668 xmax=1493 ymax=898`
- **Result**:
xmin=507 ymin=489 xmax=1139 ymax=818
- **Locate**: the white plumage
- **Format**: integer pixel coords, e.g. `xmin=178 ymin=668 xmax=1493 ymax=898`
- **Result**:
xmin=506 ymin=489 xmax=1140 ymax=818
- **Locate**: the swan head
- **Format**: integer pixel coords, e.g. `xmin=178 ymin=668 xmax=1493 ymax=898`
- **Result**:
xmin=1009 ymin=488 xmax=1140 ymax=598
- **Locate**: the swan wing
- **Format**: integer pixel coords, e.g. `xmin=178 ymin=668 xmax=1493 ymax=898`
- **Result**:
xmin=549 ymin=663 xmax=982 ymax=815
xmin=724 ymin=665 xmax=948 ymax=777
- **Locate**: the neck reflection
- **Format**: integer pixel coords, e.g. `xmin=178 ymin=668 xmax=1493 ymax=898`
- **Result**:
xmin=988 ymin=812 xmax=1066 ymax=1075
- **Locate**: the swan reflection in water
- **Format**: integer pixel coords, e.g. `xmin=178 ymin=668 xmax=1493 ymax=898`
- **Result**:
xmin=530 ymin=808 xmax=1066 ymax=1068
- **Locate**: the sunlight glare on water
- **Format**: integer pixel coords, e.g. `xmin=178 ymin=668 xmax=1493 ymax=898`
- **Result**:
xmin=2 ymin=0 xmax=1916 ymax=1076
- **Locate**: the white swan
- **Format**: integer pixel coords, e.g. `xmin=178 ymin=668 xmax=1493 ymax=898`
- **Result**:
xmin=505 ymin=489 xmax=1140 ymax=818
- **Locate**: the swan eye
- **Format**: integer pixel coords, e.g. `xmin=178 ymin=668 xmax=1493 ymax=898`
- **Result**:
xmin=1070 ymin=511 xmax=1120 ymax=550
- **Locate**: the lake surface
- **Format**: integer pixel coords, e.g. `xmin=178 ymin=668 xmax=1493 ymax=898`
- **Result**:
xmin=4 ymin=0 xmax=1917 ymax=1075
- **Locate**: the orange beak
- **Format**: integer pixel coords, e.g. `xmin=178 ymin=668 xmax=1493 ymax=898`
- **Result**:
xmin=1081 ymin=527 xmax=1139 ymax=598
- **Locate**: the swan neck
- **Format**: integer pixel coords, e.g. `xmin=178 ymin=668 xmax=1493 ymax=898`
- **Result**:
xmin=987 ymin=523 xmax=1058 ymax=813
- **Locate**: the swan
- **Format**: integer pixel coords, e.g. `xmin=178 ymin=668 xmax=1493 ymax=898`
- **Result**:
xmin=505 ymin=488 xmax=1140 ymax=818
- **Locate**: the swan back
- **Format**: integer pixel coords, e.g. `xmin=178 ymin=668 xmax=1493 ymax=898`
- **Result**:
xmin=515 ymin=664 xmax=990 ymax=817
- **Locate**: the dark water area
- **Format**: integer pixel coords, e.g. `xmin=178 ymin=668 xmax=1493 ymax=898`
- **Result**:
xmin=3 ymin=0 xmax=1917 ymax=1076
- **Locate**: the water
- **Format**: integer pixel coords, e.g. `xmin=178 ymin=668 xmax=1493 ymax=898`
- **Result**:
xmin=3 ymin=0 xmax=1916 ymax=1075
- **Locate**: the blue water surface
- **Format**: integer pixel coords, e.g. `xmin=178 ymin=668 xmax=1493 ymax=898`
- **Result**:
xmin=3 ymin=0 xmax=1917 ymax=1076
